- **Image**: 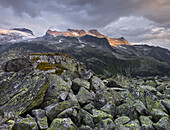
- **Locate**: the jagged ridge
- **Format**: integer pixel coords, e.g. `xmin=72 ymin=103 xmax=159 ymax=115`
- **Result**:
xmin=47 ymin=29 xmax=131 ymax=47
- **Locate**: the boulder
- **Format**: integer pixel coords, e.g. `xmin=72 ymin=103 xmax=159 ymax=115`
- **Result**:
xmin=45 ymin=92 xmax=79 ymax=122
xmin=32 ymin=109 xmax=48 ymax=129
xmin=114 ymin=116 xmax=130 ymax=125
xmin=76 ymin=87 xmax=95 ymax=105
xmin=161 ymin=100 xmax=170 ymax=113
xmin=96 ymin=118 xmax=115 ymax=129
xmin=153 ymin=117 xmax=170 ymax=130
xmin=141 ymin=80 xmax=157 ymax=87
xmin=90 ymin=76 xmax=106 ymax=92
xmin=124 ymin=120 xmax=141 ymax=130
xmin=117 ymin=103 xmax=138 ymax=120
xmin=145 ymin=91 xmax=166 ymax=112
xmin=0 ymin=120 xmax=15 ymax=130
xmin=150 ymin=108 xmax=169 ymax=122
xmin=0 ymin=67 xmax=33 ymax=106
xmin=105 ymin=79 xmax=122 ymax=88
xmin=72 ymin=78 xmax=90 ymax=94
xmin=42 ymin=74 xmax=71 ymax=107
xmin=57 ymin=107 xmax=81 ymax=126
xmin=14 ymin=114 xmax=38 ymax=130
xmin=45 ymin=101 xmax=72 ymax=121
xmin=79 ymin=125 xmax=92 ymax=130
xmin=92 ymin=109 xmax=113 ymax=124
xmin=83 ymin=103 xmax=95 ymax=114
xmin=139 ymin=116 xmax=154 ymax=130
xmin=49 ymin=118 xmax=77 ymax=130
xmin=140 ymin=85 xmax=157 ymax=94
xmin=94 ymin=88 xmax=122 ymax=109
xmin=2 ymin=58 xmax=32 ymax=72
xmin=133 ymin=100 xmax=147 ymax=115
xmin=113 ymin=74 xmax=132 ymax=88
xmin=80 ymin=109 xmax=94 ymax=128
xmin=100 ymin=100 xmax=117 ymax=117
xmin=114 ymin=124 xmax=128 ymax=130
xmin=0 ymin=71 xmax=49 ymax=119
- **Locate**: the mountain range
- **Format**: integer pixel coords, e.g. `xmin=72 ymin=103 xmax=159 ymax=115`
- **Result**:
xmin=0 ymin=28 xmax=170 ymax=77
xmin=47 ymin=29 xmax=131 ymax=47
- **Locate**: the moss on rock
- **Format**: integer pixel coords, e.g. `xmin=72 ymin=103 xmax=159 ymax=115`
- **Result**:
xmin=14 ymin=114 xmax=38 ymax=130
xmin=139 ymin=116 xmax=154 ymax=129
xmin=96 ymin=118 xmax=115 ymax=129
xmin=92 ymin=109 xmax=113 ymax=124
xmin=49 ymin=118 xmax=77 ymax=130
xmin=114 ymin=116 xmax=130 ymax=126
xmin=76 ymin=87 xmax=95 ymax=105
xmin=0 ymin=71 xmax=49 ymax=119
xmin=32 ymin=109 xmax=48 ymax=129
xmin=80 ymin=109 xmax=94 ymax=128
xmin=153 ymin=117 xmax=170 ymax=130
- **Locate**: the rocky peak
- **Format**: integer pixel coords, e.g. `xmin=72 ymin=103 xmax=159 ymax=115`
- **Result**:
xmin=46 ymin=29 xmax=131 ymax=47
xmin=67 ymin=29 xmax=86 ymax=35
xmin=0 ymin=28 xmax=35 ymax=38
xmin=11 ymin=28 xmax=34 ymax=35
xmin=88 ymin=29 xmax=103 ymax=37
xmin=110 ymin=37 xmax=131 ymax=46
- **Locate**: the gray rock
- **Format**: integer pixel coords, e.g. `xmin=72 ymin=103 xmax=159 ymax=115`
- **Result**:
xmin=92 ymin=109 xmax=113 ymax=124
xmin=139 ymin=116 xmax=154 ymax=130
xmin=44 ymin=74 xmax=71 ymax=103
xmin=76 ymin=87 xmax=95 ymax=105
xmin=0 ymin=119 xmax=15 ymax=130
xmin=164 ymin=88 xmax=170 ymax=95
xmin=100 ymin=100 xmax=117 ymax=117
xmin=2 ymin=58 xmax=32 ymax=72
xmin=133 ymin=100 xmax=147 ymax=115
xmin=49 ymin=118 xmax=77 ymax=130
xmin=80 ymin=109 xmax=94 ymax=128
xmin=57 ymin=107 xmax=81 ymax=126
xmin=114 ymin=116 xmax=130 ymax=125
xmin=0 ymin=71 xmax=49 ymax=118
xmin=91 ymin=76 xmax=106 ymax=91
xmin=115 ymin=124 xmax=128 ymax=130
xmin=150 ymin=108 xmax=169 ymax=122
xmin=72 ymin=78 xmax=90 ymax=94
xmin=45 ymin=101 xmax=72 ymax=121
xmin=161 ymin=100 xmax=170 ymax=113
xmin=79 ymin=125 xmax=92 ymax=130
xmin=83 ymin=103 xmax=95 ymax=114
xmin=32 ymin=109 xmax=48 ymax=129
xmin=94 ymin=88 xmax=123 ymax=109
xmin=153 ymin=117 xmax=170 ymax=130
xmin=117 ymin=103 xmax=138 ymax=120
xmin=124 ymin=119 xmax=141 ymax=130
xmin=96 ymin=118 xmax=115 ymax=129
xmin=14 ymin=114 xmax=38 ymax=130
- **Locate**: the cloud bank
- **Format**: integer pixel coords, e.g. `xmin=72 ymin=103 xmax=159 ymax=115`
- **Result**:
xmin=0 ymin=0 xmax=170 ymax=49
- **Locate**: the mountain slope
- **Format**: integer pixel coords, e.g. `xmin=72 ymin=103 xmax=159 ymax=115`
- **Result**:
xmin=0 ymin=28 xmax=36 ymax=44
xmin=46 ymin=29 xmax=131 ymax=47
xmin=0 ymin=32 xmax=169 ymax=77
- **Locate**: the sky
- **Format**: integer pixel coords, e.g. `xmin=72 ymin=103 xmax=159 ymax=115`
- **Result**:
xmin=0 ymin=0 xmax=170 ymax=49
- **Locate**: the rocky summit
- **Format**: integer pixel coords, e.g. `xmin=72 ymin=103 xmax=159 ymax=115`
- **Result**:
xmin=0 ymin=50 xmax=169 ymax=130
xmin=46 ymin=29 xmax=131 ymax=47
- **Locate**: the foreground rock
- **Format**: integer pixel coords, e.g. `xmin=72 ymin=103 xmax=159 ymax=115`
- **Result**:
xmin=0 ymin=52 xmax=169 ymax=129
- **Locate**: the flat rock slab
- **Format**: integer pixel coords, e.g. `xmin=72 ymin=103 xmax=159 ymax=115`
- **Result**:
xmin=0 ymin=71 xmax=49 ymax=118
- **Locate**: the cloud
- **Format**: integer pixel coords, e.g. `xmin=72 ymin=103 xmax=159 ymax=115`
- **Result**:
xmin=1 ymin=0 xmax=170 ymax=27
xmin=0 ymin=0 xmax=169 ymax=49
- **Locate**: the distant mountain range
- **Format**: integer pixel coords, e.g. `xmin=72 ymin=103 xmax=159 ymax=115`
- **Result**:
xmin=0 ymin=28 xmax=170 ymax=77
xmin=47 ymin=29 xmax=131 ymax=47
xmin=0 ymin=28 xmax=36 ymax=44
